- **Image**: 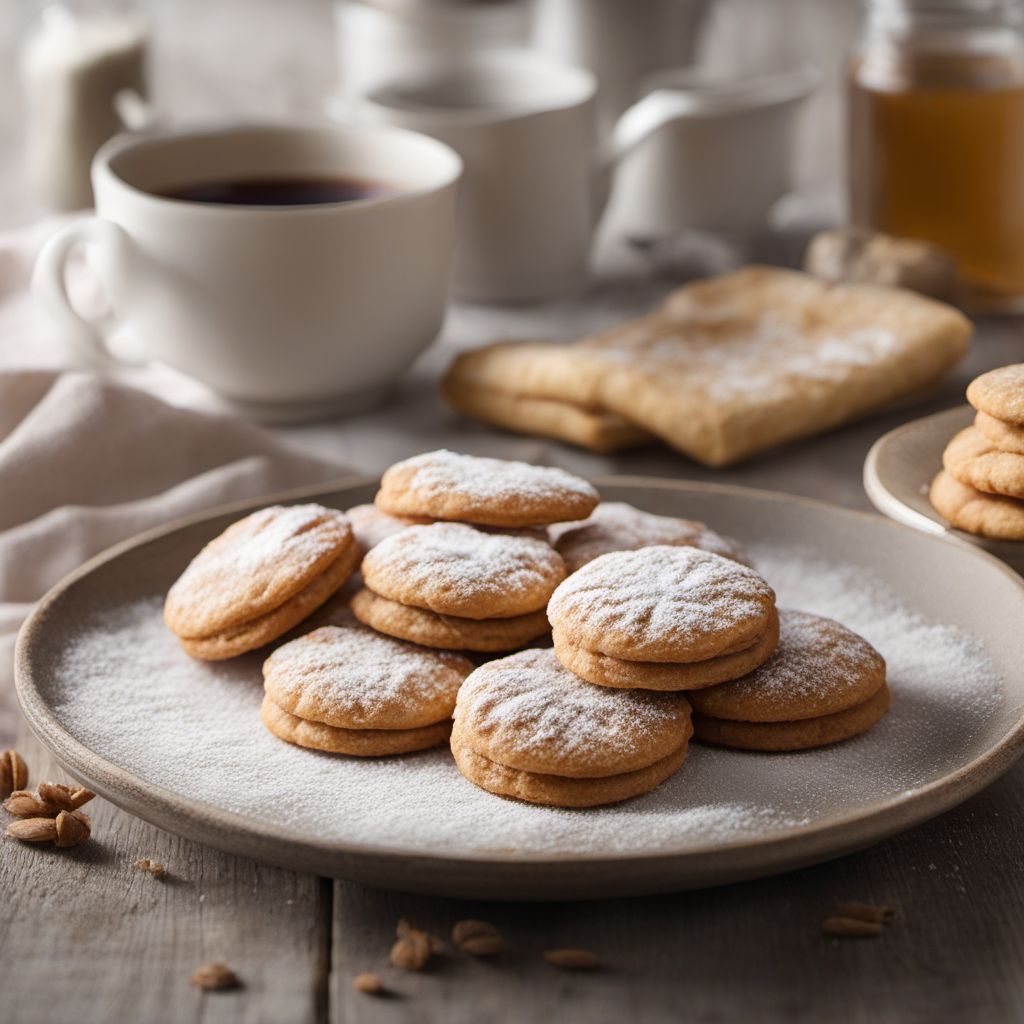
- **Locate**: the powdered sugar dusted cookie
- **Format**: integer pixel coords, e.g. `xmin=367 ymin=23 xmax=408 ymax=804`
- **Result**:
xmin=375 ymin=449 xmax=599 ymax=526
xmin=261 ymin=697 xmax=452 ymax=756
xmin=450 ymin=726 xmax=688 ymax=808
xmin=346 ymin=503 xmax=418 ymax=554
xmin=967 ymin=363 xmax=1024 ymax=425
xmin=549 ymin=501 xmax=747 ymax=573
xmin=165 ymin=504 xmax=358 ymax=659
xmin=929 ymin=470 xmax=1024 ymax=540
xmin=362 ymin=522 xmax=566 ymax=619
xmin=943 ymin=425 xmax=1024 ymax=498
xmin=975 ymin=411 xmax=1024 ymax=455
xmin=552 ymin=608 xmax=779 ymax=691
xmin=692 ymin=684 xmax=891 ymax=752
xmin=687 ymin=611 xmax=886 ymax=721
xmin=547 ymin=546 xmax=776 ymax=664
xmin=263 ymin=624 xmax=471 ymax=730
xmin=453 ymin=648 xmax=692 ymax=778
xmin=350 ymin=588 xmax=550 ymax=652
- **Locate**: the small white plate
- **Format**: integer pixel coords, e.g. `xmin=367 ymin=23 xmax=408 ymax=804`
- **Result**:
xmin=864 ymin=405 xmax=1024 ymax=576
xmin=16 ymin=476 xmax=1024 ymax=900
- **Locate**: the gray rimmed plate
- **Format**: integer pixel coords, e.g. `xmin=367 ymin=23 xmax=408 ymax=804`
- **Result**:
xmin=15 ymin=476 xmax=1024 ymax=900
xmin=864 ymin=405 xmax=1024 ymax=576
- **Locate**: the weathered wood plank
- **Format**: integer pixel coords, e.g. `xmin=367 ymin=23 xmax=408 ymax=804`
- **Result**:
xmin=0 ymin=723 xmax=331 ymax=1024
xmin=330 ymin=762 xmax=1024 ymax=1024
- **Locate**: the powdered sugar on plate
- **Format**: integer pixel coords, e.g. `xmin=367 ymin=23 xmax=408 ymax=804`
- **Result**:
xmin=47 ymin=541 xmax=1003 ymax=859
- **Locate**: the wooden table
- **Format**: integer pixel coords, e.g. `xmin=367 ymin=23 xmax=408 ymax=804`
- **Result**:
xmin=2 ymin=310 xmax=1023 ymax=1024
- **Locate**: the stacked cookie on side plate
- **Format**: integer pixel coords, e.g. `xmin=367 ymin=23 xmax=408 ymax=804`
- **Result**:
xmin=931 ymin=364 xmax=1024 ymax=541
xmin=350 ymin=450 xmax=598 ymax=652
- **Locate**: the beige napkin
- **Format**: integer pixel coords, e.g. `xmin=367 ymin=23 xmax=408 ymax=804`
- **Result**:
xmin=0 ymin=370 xmax=346 ymax=737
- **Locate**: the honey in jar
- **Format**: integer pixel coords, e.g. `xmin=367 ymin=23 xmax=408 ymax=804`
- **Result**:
xmin=849 ymin=0 xmax=1024 ymax=310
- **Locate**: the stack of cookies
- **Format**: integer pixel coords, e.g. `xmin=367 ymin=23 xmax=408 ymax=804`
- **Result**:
xmin=687 ymin=610 xmax=890 ymax=751
xmin=260 ymin=623 xmax=472 ymax=756
xmin=349 ymin=450 xmax=599 ymax=652
xmin=541 ymin=546 xmax=889 ymax=753
xmin=451 ymin=649 xmax=693 ymax=807
xmin=164 ymin=504 xmax=360 ymax=660
xmin=548 ymin=546 xmax=780 ymax=691
xmin=931 ymin=364 xmax=1024 ymax=541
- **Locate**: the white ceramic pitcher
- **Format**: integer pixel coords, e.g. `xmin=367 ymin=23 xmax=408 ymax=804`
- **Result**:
xmin=530 ymin=0 xmax=712 ymax=139
xmin=360 ymin=52 xmax=817 ymax=303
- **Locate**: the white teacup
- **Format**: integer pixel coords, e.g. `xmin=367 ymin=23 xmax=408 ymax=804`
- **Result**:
xmin=32 ymin=122 xmax=463 ymax=421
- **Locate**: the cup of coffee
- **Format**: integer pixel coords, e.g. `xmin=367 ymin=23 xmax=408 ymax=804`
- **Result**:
xmin=32 ymin=122 xmax=462 ymax=421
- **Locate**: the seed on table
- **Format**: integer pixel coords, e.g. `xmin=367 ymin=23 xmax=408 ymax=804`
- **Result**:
xmin=352 ymin=971 xmax=384 ymax=995
xmin=452 ymin=919 xmax=505 ymax=956
xmin=190 ymin=963 xmax=240 ymax=990
xmin=543 ymin=948 xmax=600 ymax=969
xmin=835 ymin=901 xmax=895 ymax=924
xmin=822 ymin=916 xmax=884 ymax=937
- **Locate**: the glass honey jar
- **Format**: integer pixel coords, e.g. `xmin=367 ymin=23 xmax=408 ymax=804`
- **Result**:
xmin=849 ymin=0 xmax=1024 ymax=310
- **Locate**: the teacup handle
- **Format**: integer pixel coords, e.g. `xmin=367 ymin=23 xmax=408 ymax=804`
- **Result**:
xmin=31 ymin=216 xmax=146 ymax=370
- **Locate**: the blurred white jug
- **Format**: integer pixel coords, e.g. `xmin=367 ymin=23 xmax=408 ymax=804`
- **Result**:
xmin=360 ymin=53 xmax=817 ymax=302
xmin=530 ymin=0 xmax=712 ymax=139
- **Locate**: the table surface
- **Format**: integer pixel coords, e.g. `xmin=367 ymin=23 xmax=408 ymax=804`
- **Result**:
xmin=3 ymin=2 xmax=1024 ymax=1020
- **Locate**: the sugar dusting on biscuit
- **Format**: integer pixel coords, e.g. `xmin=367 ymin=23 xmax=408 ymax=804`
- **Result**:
xmin=264 ymin=624 xmax=471 ymax=729
xmin=362 ymin=522 xmax=565 ymax=616
xmin=453 ymin=648 xmax=691 ymax=776
xmin=549 ymin=501 xmax=747 ymax=572
xmin=547 ymin=546 xmax=775 ymax=662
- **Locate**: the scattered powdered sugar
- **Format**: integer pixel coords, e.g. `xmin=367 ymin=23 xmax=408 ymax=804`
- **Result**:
xmin=548 ymin=501 xmax=748 ymax=573
xmin=385 ymin=449 xmax=599 ymax=504
xmin=363 ymin=523 xmax=563 ymax=611
xmin=47 ymin=542 xmax=1004 ymax=858
xmin=547 ymin=546 xmax=773 ymax=660
xmin=264 ymin=625 xmax=468 ymax=727
xmin=454 ymin=649 xmax=689 ymax=774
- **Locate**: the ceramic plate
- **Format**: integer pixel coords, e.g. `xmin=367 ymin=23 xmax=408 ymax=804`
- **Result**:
xmin=864 ymin=405 xmax=1024 ymax=575
xmin=16 ymin=476 xmax=1024 ymax=900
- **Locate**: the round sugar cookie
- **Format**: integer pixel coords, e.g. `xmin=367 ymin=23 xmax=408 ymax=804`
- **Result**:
xmin=929 ymin=470 xmax=1024 ymax=541
xmin=165 ymin=504 xmax=354 ymax=639
xmin=691 ymin=683 xmax=891 ymax=752
xmin=261 ymin=697 xmax=451 ymax=756
xmin=549 ymin=501 xmax=748 ymax=574
xmin=350 ymin=588 xmax=550 ymax=652
xmin=362 ymin=522 xmax=566 ymax=619
xmin=450 ymin=726 xmax=689 ymax=808
xmin=967 ymin=364 xmax=1024 ymax=425
xmin=375 ymin=449 xmax=599 ymax=526
xmin=552 ymin=608 xmax=779 ymax=691
xmin=943 ymin=425 xmax=1024 ymax=498
xmin=547 ymin=546 xmax=776 ymax=664
xmin=346 ymin=503 xmax=419 ymax=554
xmin=453 ymin=648 xmax=692 ymax=778
xmin=179 ymin=543 xmax=361 ymax=660
xmin=975 ymin=411 xmax=1024 ymax=456
xmin=263 ymin=624 xmax=472 ymax=730
xmin=687 ymin=610 xmax=885 ymax=721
